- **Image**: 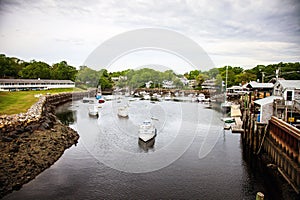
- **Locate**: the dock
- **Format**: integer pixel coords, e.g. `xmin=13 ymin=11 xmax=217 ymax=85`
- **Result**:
xmin=230 ymin=104 xmax=244 ymax=133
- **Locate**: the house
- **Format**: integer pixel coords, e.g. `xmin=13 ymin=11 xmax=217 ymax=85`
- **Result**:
xmin=273 ymin=80 xmax=300 ymax=103
xmin=272 ymin=80 xmax=300 ymax=125
xmin=162 ymin=80 xmax=175 ymax=89
xmin=145 ymin=81 xmax=153 ymax=88
xmin=188 ymin=79 xmax=197 ymax=88
xmin=202 ymin=78 xmax=218 ymax=91
xmin=179 ymin=77 xmax=189 ymax=86
xmin=226 ymin=85 xmax=249 ymax=99
xmin=245 ymin=81 xmax=274 ymax=99
xmin=111 ymin=76 xmax=127 ymax=82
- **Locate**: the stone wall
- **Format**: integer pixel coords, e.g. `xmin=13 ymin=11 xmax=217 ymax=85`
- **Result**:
xmin=0 ymin=91 xmax=94 ymax=136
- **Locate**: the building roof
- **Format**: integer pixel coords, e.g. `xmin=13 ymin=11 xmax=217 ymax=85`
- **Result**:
xmin=0 ymin=79 xmax=74 ymax=84
xmin=227 ymin=85 xmax=243 ymax=90
xmin=246 ymin=81 xmax=274 ymax=89
xmin=254 ymin=95 xmax=282 ymax=106
xmin=276 ymin=80 xmax=300 ymax=90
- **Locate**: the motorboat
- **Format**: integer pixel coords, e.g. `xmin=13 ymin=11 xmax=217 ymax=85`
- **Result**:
xmin=221 ymin=101 xmax=232 ymax=113
xmin=197 ymin=93 xmax=206 ymax=102
xmin=222 ymin=117 xmax=235 ymax=130
xmin=83 ymin=97 xmax=95 ymax=103
xmin=138 ymin=120 xmax=157 ymax=143
xmin=164 ymin=92 xmax=172 ymax=101
xmin=117 ymin=106 xmax=129 ymax=118
xmin=98 ymin=98 xmax=105 ymax=104
xmin=88 ymin=105 xmax=99 ymax=117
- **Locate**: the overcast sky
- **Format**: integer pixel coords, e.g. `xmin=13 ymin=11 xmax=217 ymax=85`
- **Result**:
xmin=0 ymin=0 xmax=299 ymax=73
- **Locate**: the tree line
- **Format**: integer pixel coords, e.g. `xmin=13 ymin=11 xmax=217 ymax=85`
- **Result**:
xmin=0 ymin=54 xmax=77 ymax=81
xmin=1 ymin=54 xmax=299 ymax=90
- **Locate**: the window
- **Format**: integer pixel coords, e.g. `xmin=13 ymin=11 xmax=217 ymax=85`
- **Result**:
xmin=286 ymin=91 xmax=293 ymax=101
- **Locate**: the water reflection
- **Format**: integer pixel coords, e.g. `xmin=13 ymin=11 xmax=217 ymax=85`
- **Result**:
xmin=55 ymin=110 xmax=76 ymax=125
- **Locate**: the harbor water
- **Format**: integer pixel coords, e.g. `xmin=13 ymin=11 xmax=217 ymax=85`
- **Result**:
xmin=3 ymin=97 xmax=280 ymax=199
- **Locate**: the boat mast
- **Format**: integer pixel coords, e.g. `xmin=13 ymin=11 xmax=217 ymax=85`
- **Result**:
xmin=225 ymin=66 xmax=228 ymax=102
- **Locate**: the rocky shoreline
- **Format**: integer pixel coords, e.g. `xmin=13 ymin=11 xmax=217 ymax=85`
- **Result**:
xmin=0 ymin=92 xmax=93 ymax=198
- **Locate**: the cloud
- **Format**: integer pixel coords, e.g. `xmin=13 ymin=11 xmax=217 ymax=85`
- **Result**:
xmin=0 ymin=0 xmax=299 ymax=70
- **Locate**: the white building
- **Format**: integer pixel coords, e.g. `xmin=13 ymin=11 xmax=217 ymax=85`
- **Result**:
xmin=0 ymin=79 xmax=75 ymax=91
xmin=273 ymin=80 xmax=300 ymax=105
xmin=162 ymin=80 xmax=175 ymax=89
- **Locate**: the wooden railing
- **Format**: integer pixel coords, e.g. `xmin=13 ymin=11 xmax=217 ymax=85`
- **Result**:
xmin=266 ymin=116 xmax=300 ymax=192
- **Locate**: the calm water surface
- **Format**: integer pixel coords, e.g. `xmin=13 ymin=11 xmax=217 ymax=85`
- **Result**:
xmin=4 ymin=97 xmax=273 ymax=200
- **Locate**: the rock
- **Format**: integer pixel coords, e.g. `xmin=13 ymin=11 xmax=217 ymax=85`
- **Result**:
xmin=9 ymin=145 xmax=19 ymax=153
xmin=0 ymin=92 xmax=81 ymax=198
xmin=10 ymin=133 xmax=18 ymax=139
xmin=40 ymin=122 xmax=50 ymax=130
xmin=2 ymin=136 xmax=13 ymax=142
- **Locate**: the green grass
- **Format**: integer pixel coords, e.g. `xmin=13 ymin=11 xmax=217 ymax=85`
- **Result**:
xmin=0 ymin=88 xmax=84 ymax=115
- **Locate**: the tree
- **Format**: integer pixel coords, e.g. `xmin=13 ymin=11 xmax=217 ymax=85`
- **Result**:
xmin=0 ymin=54 xmax=27 ymax=78
xmin=19 ymin=61 xmax=51 ymax=79
xmin=76 ymin=66 xmax=99 ymax=87
xmin=98 ymin=69 xmax=113 ymax=90
xmin=51 ymin=61 xmax=77 ymax=81
xmin=196 ymin=73 xmax=209 ymax=86
xmin=235 ymin=72 xmax=256 ymax=85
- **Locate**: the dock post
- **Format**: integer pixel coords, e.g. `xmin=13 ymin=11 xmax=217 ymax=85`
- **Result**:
xmin=256 ymin=192 xmax=264 ymax=200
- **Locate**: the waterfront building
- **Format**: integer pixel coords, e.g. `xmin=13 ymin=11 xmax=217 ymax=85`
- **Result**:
xmin=245 ymin=81 xmax=274 ymax=99
xmin=0 ymin=78 xmax=75 ymax=91
xmin=272 ymin=79 xmax=300 ymax=126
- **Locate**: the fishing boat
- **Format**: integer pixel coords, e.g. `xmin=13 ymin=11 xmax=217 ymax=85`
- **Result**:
xmin=138 ymin=120 xmax=157 ymax=143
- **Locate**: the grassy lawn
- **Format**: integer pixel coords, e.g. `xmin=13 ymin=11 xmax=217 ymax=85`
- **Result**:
xmin=0 ymin=88 xmax=84 ymax=115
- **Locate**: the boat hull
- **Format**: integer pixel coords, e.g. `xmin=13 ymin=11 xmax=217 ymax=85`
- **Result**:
xmin=138 ymin=130 xmax=156 ymax=143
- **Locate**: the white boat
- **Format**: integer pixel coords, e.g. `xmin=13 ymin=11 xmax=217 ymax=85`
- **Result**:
xmin=222 ymin=117 xmax=235 ymax=130
xmin=117 ymin=106 xmax=129 ymax=118
xmin=164 ymin=92 xmax=172 ymax=101
xmin=197 ymin=93 xmax=206 ymax=102
xmin=142 ymin=93 xmax=150 ymax=100
xmin=204 ymin=102 xmax=212 ymax=109
xmin=221 ymin=101 xmax=232 ymax=113
xmin=88 ymin=105 xmax=99 ymax=117
xmin=83 ymin=97 xmax=95 ymax=103
xmin=138 ymin=120 xmax=157 ymax=142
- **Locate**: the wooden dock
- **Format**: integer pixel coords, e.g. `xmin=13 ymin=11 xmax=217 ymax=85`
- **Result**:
xmin=230 ymin=105 xmax=244 ymax=133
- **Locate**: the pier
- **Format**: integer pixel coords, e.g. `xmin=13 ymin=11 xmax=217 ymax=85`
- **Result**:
xmin=241 ymin=95 xmax=300 ymax=194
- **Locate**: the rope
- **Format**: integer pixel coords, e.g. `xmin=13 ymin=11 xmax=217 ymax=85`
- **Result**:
xmin=256 ymin=124 xmax=268 ymax=155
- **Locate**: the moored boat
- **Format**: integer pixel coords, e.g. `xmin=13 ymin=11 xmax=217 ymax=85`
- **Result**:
xmin=117 ymin=106 xmax=129 ymax=118
xmin=138 ymin=120 xmax=157 ymax=143
xmin=88 ymin=105 xmax=99 ymax=117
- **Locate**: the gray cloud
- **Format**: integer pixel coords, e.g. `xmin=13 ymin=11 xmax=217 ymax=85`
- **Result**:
xmin=0 ymin=0 xmax=299 ymax=69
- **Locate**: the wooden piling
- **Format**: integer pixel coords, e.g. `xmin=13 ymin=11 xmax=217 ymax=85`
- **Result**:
xmin=256 ymin=192 xmax=264 ymax=200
